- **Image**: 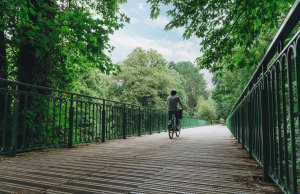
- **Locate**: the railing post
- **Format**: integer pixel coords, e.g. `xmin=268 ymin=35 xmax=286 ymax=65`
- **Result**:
xmin=158 ymin=111 xmax=160 ymax=133
xmin=68 ymin=94 xmax=74 ymax=148
xmin=237 ymin=110 xmax=240 ymax=143
xmin=11 ymin=85 xmax=20 ymax=156
xmin=261 ymin=66 xmax=271 ymax=182
xmin=241 ymin=105 xmax=245 ymax=149
xmin=248 ymin=96 xmax=253 ymax=159
xmin=138 ymin=107 xmax=141 ymax=136
xmin=149 ymin=110 xmax=152 ymax=134
xmin=165 ymin=113 xmax=167 ymax=132
xmin=123 ymin=104 xmax=126 ymax=139
xmin=101 ymin=100 xmax=106 ymax=142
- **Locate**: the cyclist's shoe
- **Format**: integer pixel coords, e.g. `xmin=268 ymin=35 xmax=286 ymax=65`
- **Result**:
xmin=175 ymin=125 xmax=179 ymax=131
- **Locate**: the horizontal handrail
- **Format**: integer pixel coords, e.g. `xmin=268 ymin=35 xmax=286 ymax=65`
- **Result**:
xmin=0 ymin=78 xmax=158 ymax=110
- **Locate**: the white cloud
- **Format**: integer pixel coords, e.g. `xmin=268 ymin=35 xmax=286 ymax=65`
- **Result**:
xmin=110 ymin=31 xmax=197 ymax=61
xmin=109 ymin=31 xmax=214 ymax=89
xmin=130 ymin=17 xmax=140 ymax=24
xmin=137 ymin=3 xmax=144 ymax=10
xmin=176 ymin=27 xmax=185 ymax=35
xmin=146 ymin=16 xmax=170 ymax=28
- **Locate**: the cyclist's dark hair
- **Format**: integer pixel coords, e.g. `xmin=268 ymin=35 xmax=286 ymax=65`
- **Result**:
xmin=171 ymin=89 xmax=177 ymax=95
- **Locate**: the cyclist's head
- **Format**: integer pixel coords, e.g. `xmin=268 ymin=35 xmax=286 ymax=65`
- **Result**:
xmin=171 ymin=89 xmax=177 ymax=95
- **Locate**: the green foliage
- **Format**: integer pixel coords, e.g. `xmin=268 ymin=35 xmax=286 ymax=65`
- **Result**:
xmin=76 ymin=48 xmax=208 ymax=118
xmin=76 ymin=68 xmax=109 ymax=98
xmin=108 ymin=47 xmax=176 ymax=108
xmin=1 ymin=0 xmax=129 ymax=89
xmin=172 ymin=61 xmax=208 ymax=115
xmin=211 ymin=23 xmax=279 ymax=120
xmin=196 ymin=95 xmax=217 ymax=125
xmin=211 ymin=67 xmax=255 ymax=120
xmin=147 ymin=0 xmax=294 ymax=73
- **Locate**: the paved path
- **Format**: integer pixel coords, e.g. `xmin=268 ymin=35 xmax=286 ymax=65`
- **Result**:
xmin=0 ymin=126 xmax=281 ymax=193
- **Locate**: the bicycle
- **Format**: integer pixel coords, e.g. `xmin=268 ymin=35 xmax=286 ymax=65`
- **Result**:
xmin=168 ymin=111 xmax=181 ymax=139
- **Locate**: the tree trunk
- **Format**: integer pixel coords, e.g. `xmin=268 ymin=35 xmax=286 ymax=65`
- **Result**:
xmin=0 ymin=9 xmax=7 ymax=121
xmin=0 ymin=10 xmax=7 ymax=80
xmin=16 ymin=0 xmax=38 ymax=84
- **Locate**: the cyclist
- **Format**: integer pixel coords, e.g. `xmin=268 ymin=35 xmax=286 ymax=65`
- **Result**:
xmin=167 ymin=89 xmax=183 ymax=130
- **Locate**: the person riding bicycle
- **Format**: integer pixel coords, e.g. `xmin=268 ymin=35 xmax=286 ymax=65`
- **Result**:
xmin=167 ymin=89 xmax=183 ymax=130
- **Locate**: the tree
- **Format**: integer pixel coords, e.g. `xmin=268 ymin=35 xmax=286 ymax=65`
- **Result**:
xmin=147 ymin=0 xmax=294 ymax=73
xmin=2 ymin=0 xmax=129 ymax=89
xmin=76 ymin=68 xmax=109 ymax=99
xmin=108 ymin=47 xmax=177 ymax=109
xmin=0 ymin=0 xmax=7 ymax=80
xmin=196 ymin=96 xmax=216 ymax=125
xmin=211 ymin=66 xmax=255 ymax=120
xmin=172 ymin=61 xmax=207 ymax=114
xmin=168 ymin=69 xmax=190 ymax=114
xmin=211 ymin=25 xmax=278 ymax=120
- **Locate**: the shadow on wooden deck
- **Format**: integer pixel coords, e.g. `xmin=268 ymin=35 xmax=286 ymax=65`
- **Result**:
xmin=0 ymin=126 xmax=281 ymax=193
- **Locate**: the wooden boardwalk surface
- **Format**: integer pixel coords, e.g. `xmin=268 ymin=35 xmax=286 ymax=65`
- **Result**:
xmin=0 ymin=126 xmax=281 ymax=193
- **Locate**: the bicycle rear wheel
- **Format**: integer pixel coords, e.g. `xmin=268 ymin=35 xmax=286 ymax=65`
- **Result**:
xmin=168 ymin=121 xmax=174 ymax=139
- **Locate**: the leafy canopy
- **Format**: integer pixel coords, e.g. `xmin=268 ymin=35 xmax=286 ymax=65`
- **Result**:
xmin=1 ymin=0 xmax=129 ymax=88
xmin=147 ymin=0 xmax=294 ymax=73
xmin=108 ymin=47 xmax=177 ymax=108
xmin=196 ymin=95 xmax=216 ymax=125
xmin=172 ymin=61 xmax=207 ymax=114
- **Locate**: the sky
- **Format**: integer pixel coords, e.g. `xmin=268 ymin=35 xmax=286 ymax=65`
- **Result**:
xmin=109 ymin=0 xmax=214 ymax=89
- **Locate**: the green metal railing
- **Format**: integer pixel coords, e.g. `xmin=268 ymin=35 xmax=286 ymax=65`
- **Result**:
xmin=0 ymin=78 xmax=208 ymax=156
xmin=227 ymin=1 xmax=300 ymax=193
xmin=181 ymin=117 xmax=208 ymax=129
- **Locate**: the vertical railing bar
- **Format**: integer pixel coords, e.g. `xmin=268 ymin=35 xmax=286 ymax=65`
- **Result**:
xmin=248 ymin=94 xmax=252 ymax=159
xmin=267 ymin=73 xmax=274 ymax=174
xmin=281 ymin=57 xmax=290 ymax=189
xmin=241 ymin=105 xmax=245 ymax=149
xmin=38 ymin=97 xmax=43 ymax=147
xmin=1 ymin=93 xmax=8 ymax=152
xmin=64 ymin=100 xmax=68 ymax=144
xmin=52 ymin=98 xmax=56 ymax=146
xmin=75 ymin=100 xmax=78 ymax=144
xmin=95 ymin=104 xmax=98 ymax=141
xmin=68 ymin=94 xmax=74 ymax=148
xmin=108 ymin=105 xmax=111 ymax=139
xmin=84 ymin=102 xmax=87 ymax=142
xmin=80 ymin=101 xmax=83 ymax=143
xmin=45 ymin=96 xmax=50 ymax=147
xmin=101 ymin=100 xmax=106 ymax=142
xmin=276 ymin=64 xmax=284 ymax=182
xmin=30 ymin=95 xmax=36 ymax=148
xmin=88 ymin=100 xmax=91 ymax=142
xmin=271 ymin=69 xmax=278 ymax=177
xmin=287 ymin=50 xmax=297 ymax=193
xmin=59 ymin=99 xmax=62 ymax=144
xmin=112 ymin=105 xmax=115 ymax=138
xmin=123 ymin=104 xmax=126 ymax=139
xmin=92 ymin=103 xmax=95 ymax=141
xmin=295 ymin=41 xmax=300 ymax=194
xmin=20 ymin=94 xmax=29 ymax=150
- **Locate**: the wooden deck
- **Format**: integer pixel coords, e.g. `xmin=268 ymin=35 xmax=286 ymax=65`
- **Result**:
xmin=0 ymin=126 xmax=281 ymax=193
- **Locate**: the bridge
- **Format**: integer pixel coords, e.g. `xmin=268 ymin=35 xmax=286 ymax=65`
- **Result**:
xmin=0 ymin=1 xmax=300 ymax=194
xmin=0 ymin=126 xmax=280 ymax=193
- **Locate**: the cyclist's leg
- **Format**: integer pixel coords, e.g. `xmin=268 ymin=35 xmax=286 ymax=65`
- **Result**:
xmin=168 ymin=111 xmax=172 ymax=126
